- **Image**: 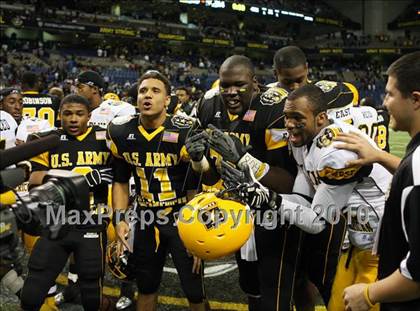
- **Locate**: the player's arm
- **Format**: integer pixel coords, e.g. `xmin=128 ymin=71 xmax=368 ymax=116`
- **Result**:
xmin=334 ymin=131 xmax=400 ymax=173
xmin=220 ymin=161 xmax=323 ymax=234
xmin=111 ymin=157 xmax=132 ymax=252
xmin=28 ymin=151 xmax=49 ymax=188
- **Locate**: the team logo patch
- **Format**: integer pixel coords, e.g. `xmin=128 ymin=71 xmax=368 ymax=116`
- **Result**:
xmin=26 ymin=124 xmax=40 ymax=133
xmin=171 ymin=115 xmax=194 ymax=129
xmin=242 ymin=110 xmax=256 ymax=122
xmin=315 ymin=80 xmax=338 ymax=93
xmin=126 ymin=133 xmax=136 ymax=141
xmin=316 ymin=127 xmax=342 ymax=148
xmin=162 ymin=131 xmax=179 ymax=143
xmin=260 ymin=87 xmax=288 ymax=106
xmin=96 ymin=131 xmax=106 ymax=140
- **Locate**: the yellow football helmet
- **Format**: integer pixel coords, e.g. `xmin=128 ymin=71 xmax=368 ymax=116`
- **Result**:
xmin=103 ymin=92 xmax=120 ymax=101
xmin=177 ymin=192 xmax=253 ymax=260
xmin=106 ymin=241 xmax=132 ymax=280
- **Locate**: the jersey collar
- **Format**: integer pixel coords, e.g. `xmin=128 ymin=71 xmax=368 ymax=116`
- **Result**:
xmin=75 ymin=127 xmax=93 ymax=141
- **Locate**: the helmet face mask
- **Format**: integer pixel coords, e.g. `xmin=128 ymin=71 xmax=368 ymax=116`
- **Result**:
xmin=177 ymin=192 xmax=253 ymax=260
xmin=106 ymin=241 xmax=133 ymax=280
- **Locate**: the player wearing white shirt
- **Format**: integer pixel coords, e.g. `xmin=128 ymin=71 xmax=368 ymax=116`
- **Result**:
xmin=221 ymin=84 xmax=392 ymax=310
xmin=0 ymin=110 xmax=17 ymax=149
xmin=0 ymin=87 xmax=22 ymax=149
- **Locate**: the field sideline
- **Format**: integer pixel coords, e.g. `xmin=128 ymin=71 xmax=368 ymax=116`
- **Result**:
xmin=389 ymin=129 xmax=410 ymax=158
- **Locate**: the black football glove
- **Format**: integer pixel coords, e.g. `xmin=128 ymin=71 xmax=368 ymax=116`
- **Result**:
xmin=207 ymin=124 xmax=250 ymax=164
xmin=185 ymin=131 xmax=210 ymax=161
xmin=84 ymin=168 xmax=113 ymax=188
xmin=220 ymin=161 xmax=276 ymax=209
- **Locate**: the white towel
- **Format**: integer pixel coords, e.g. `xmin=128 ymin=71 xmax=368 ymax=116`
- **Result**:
xmin=240 ymin=230 xmax=258 ymax=261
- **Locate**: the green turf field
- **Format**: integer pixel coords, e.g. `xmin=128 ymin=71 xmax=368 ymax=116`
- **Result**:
xmin=389 ymin=129 xmax=410 ymax=157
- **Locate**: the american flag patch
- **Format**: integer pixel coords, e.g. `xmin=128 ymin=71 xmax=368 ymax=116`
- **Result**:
xmin=96 ymin=131 xmax=106 ymax=140
xmin=162 ymin=131 xmax=179 ymax=143
xmin=243 ymin=110 xmax=256 ymax=122
xmin=27 ymin=124 xmax=40 ymax=133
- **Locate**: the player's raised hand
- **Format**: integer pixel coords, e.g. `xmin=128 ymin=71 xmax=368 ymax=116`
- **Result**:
xmin=207 ymin=124 xmax=250 ymax=164
xmin=185 ymin=131 xmax=209 ymax=161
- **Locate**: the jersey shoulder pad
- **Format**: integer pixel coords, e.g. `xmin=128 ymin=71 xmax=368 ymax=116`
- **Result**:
xmin=111 ymin=114 xmax=136 ymax=125
xmin=260 ymin=87 xmax=288 ymax=106
xmin=315 ymin=126 xmax=343 ymax=149
xmin=314 ymin=80 xmax=339 ymax=93
xmin=170 ymin=114 xmax=196 ymax=129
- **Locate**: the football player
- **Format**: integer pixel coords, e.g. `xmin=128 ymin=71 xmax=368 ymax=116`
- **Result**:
xmin=221 ymin=84 xmax=392 ymax=310
xmin=20 ymin=94 xmax=113 ymax=310
xmin=268 ymin=46 xmax=367 ymax=310
xmin=21 ymin=71 xmax=60 ymax=127
xmin=108 ymin=71 xmax=208 ymax=311
xmin=188 ymin=55 xmax=297 ymax=311
xmin=0 ymin=88 xmax=19 ymax=149
xmin=1 ymin=87 xmax=52 ymax=145
xmin=75 ymin=70 xmax=136 ymax=309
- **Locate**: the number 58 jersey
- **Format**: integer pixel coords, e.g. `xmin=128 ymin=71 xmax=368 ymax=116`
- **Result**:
xmin=106 ymin=114 xmax=199 ymax=209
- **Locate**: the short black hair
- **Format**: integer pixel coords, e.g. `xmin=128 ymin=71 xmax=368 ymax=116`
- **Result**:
xmin=138 ymin=70 xmax=171 ymax=95
xmin=220 ymin=55 xmax=255 ymax=76
xmin=21 ymin=71 xmax=38 ymax=89
xmin=60 ymin=94 xmax=91 ymax=111
xmin=176 ymin=86 xmax=191 ymax=96
xmin=273 ymin=46 xmax=307 ymax=70
xmin=288 ymin=84 xmax=326 ymax=115
xmin=386 ymin=51 xmax=420 ymax=98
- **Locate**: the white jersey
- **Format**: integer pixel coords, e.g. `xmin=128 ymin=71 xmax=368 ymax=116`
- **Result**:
xmin=0 ymin=110 xmax=18 ymax=149
xmin=16 ymin=116 xmax=53 ymax=143
xmin=292 ymin=121 xmax=392 ymax=249
xmin=89 ymin=99 xmax=136 ymax=129
xmin=328 ymin=105 xmax=378 ymax=139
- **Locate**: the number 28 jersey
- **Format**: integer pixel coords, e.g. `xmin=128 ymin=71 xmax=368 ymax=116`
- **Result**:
xmin=106 ymin=114 xmax=199 ymax=209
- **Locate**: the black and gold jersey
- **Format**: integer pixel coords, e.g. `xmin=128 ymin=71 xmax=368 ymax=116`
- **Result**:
xmin=107 ymin=114 xmax=199 ymax=209
xmin=22 ymin=91 xmax=60 ymax=127
xmin=30 ymin=126 xmax=111 ymax=207
xmin=197 ymin=86 xmax=293 ymax=171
